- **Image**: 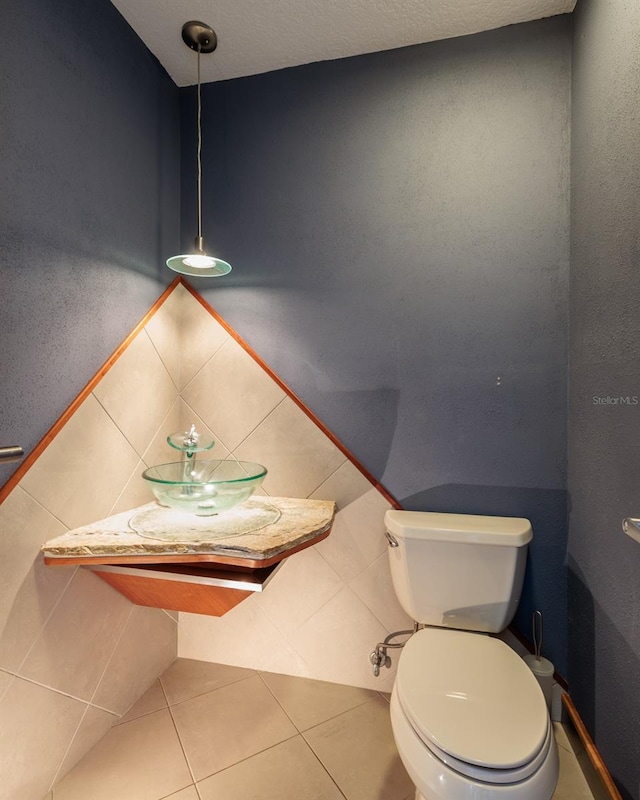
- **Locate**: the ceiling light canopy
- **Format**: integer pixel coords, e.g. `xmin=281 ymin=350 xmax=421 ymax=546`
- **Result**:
xmin=167 ymin=20 xmax=231 ymax=278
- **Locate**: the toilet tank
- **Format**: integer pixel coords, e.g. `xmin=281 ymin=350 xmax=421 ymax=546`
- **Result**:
xmin=385 ymin=511 xmax=532 ymax=632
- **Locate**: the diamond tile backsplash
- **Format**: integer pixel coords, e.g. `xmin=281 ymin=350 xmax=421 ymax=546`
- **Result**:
xmin=173 ymin=284 xmax=412 ymax=691
xmin=0 ymin=290 xmax=182 ymax=800
xmin=0 ymin=280 xmax=407 ymax=800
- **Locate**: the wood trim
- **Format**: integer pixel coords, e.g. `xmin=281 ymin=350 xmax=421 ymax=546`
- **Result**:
xmin=43 ymin=524 xmax=332 ymax=569
xmin=0 ymin=278 xmax=182 ymax=505
xmin=179 ymin=278 xmax=401 ymax=509
xmin=507 ymin=624 xmax=569 ymax=690
xmin=94 ymin=570 xmax=252 ymax=616
xmin=562 ymin=694 xmax=623 ymax=800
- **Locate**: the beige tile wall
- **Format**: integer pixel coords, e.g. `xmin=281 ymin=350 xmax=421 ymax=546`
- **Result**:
xmin=174 ymin=285 xmax=412 ymax=691
xmin=0 ymin=279 xmax=408 ymax=799
xmin=0 ymin=306 xmax=180 ymax=799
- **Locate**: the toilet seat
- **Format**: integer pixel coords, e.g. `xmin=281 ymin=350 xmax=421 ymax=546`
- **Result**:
xmin=399 ymin=696 xmax=552 ymax=784
xmin=396 ymin=628 xmax=549 ymax=781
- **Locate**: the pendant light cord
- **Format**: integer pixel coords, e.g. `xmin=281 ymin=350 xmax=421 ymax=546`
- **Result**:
xmin=167 ymin=21 xmax=230 ymax=276
xmin=197 ymin=44 xmax=203 ymax=244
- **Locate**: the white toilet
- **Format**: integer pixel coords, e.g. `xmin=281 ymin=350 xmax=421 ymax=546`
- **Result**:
xmin=384 ymin=510 xmax=559 ymax=800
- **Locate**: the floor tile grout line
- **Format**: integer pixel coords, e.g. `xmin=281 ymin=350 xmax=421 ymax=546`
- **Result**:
xmin=86 ymin=698 xmax=125 ymax=715
xmin=255 ymin=670 xmax=304 ymax=733
xmin=552 ymin=723 xmax=571 ymax=750
xmin=195 ymin=731 xmax=350 ymax=800
xmin=157 ymin=786 xmax=197 ymax=800
xmin=43 ymin=661 xmax=593 ymax=800
xmin=255 ymin=669 xmax=384 ymax=736
xmin=298 ymin=733 xmax=350 ymax=800
xmin=159 ymin=676 xmax=205 ymax=800
xmin=378 ymin=689 xmax=392 ymax=703
xmin=299 ymin=695 xmax=384 ymax=736
xmin=299 ymin=726 xmax=354 ymax=800
xmin=157 ymin=666 xmax=298 ymax=794
xmin=160 ymin=671 xmax=258 ymax=711
xmin=115 ymin=704 xmax=167 ymax=727
xmin=162 ymin=669 xmax=304 ymax=791
xmin=302 ymin=696 xmax=380 ymax=735
xmin=194 ymin=732 xmax=301 ymax=788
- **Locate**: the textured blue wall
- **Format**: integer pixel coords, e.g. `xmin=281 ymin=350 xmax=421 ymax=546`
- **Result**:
xmin=570 ymin=0 xmax=640 ymax=797
xmin=0 ymin=0 xmax=179 ymax=486
xmin=183 ymin=19 xmax=571 ymax=673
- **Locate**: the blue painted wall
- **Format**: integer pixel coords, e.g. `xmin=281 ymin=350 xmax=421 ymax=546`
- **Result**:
xmin=569 ymin=0 xmax=640 ymax=797
xmin=0 ymin=0 xmax=179 ymax=486
xmin=183 ymin=18 xmax=572 ymax=673
xmin=2 ymin=1 xmax=636 ymax=789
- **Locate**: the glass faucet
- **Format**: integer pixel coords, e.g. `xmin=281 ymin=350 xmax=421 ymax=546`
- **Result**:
xmin=167 ymin=424 xmax=215 ymax=486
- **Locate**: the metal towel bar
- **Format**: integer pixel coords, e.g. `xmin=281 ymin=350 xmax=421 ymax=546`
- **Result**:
xmin=0 ymin=446 xmax=24 ymax=463
xmin=622 ymin=518 xmax=640 ymax=544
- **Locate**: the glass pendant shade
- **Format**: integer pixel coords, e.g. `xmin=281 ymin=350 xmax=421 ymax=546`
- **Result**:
xmin=166 ymin=252 xmax=232 ymax=277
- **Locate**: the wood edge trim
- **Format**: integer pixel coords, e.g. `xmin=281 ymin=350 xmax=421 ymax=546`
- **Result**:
xmin=93 ymin=571 xmax=252 ymax=616
xmin=507 ymin=624 xmax=569 ymax=690
xmin=561 ymin=694 xmax=623 ymax=800
xmin=179 ymin=278 xmax=401 ymax=510
xmin=0 ymin=278 xmax=181 ymax=505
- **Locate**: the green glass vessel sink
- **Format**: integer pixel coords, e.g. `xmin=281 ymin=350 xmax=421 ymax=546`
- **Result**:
xmin=142 ymin=460 xmax=267 ymax=516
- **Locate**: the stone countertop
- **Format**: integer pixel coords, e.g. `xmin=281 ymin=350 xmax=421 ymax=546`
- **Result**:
xmin=42 ymin=497 xmax=336 ymax=564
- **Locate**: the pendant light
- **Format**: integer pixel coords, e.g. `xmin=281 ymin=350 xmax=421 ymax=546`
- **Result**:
xmin=167 ymin=21 xmax=231 ymax=277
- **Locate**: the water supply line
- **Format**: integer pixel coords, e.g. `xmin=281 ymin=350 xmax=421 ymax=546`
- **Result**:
xmin=369 ymin=623 xmax=420 ymax=677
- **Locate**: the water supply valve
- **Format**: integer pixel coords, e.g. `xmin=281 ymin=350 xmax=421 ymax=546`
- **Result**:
xmin=368 ymin=627 xmax=417 ymax=677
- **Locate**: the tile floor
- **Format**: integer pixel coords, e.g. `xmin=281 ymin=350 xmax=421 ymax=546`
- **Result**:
xmin=49 ymin=659 xmax=600 ymax=800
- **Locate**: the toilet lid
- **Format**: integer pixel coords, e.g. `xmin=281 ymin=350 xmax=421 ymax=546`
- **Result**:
xmin=396 ymin=628 xmax=548 ymax=770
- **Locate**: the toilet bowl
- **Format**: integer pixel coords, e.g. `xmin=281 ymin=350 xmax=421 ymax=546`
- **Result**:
xmin=390 ymin=628 xmax=559 ymax=800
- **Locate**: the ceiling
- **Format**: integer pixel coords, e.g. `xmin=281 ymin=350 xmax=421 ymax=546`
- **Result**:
xmin=111 ymin=0 xmax=576 ymax=87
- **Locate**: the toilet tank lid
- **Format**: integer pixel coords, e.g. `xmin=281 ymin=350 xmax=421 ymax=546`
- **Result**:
xmin=384 ymin=510 xmax=532 ymax=547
